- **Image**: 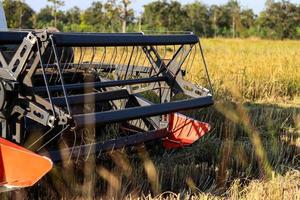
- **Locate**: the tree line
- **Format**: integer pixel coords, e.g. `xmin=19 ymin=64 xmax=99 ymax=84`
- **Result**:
xmin=2 ymin=0 xmax=300 ymax=39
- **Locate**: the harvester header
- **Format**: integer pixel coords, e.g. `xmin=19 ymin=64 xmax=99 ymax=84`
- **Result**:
xmin=0 ymin=30 xmax=213 ymax=191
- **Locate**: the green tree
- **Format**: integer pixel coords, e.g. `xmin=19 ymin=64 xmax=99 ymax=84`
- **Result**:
xmin=36 ymin=6 xmax=53 ymax=28
xmin=142 ymin=1 xmax=167 ymax=31
xmin=240 ymin=9 xmax=256 ymax=37
xmin=240 ymin=9 xmax=256 ymax=29
xmin=104 ymin=0 xmax=121 ymax=32
xmin=120 ymin=0 xmax=132 ymax=32
xmin=257 ymin=0 xmax=300 ymax=39
xmin=142 ymin=0 xmax=186 ymax=32
xmin=47 ymin=0 xmax=65 ymax=28
xmin=65 ymin=7 xmax=81 ymax=25
xmin=104 ymin=0 xmax=134 ymax=32
xmin=209 ymin=4 xmax=231 ymax=36
xmin=209 ymin=1 xmax=255 ymax=38
xmin=226 ymin=0 xmax=241 ymax=37
xmin=2 ymin=0 xmax=35 ymax=29
xmin=63 ymin=6 xmax=81 ymax=31
xmin=184 ymin=1 xmax=211 ymax=36
xmin=81 ymin=2 xmax=106 ymax=31
xmin=36 ymin=5 xmax=67 ymax=30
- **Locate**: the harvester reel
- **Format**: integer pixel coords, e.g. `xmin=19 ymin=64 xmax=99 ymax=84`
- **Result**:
xmin=0 ymin=30 xmax=213 ymax=191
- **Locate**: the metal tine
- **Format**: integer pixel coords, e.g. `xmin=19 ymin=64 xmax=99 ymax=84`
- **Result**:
xmin=71 ymin=47 xmax=82 ymax=82
xmin=187 ymin=45 xmax=200 ymax=83
xmin=88 ymin=46 xmax=96 ymax=71
xmin=111 ymin=47 xmax=119 ymax=70
xmin=123 ymin=46 xmax=135 ymax=80
xmin=54 ymin=47 xmax=66 ymax=84
xmin=182 ymin=45 xmax=193 ymax=76
xmin=106 ymin=46 xmax=117 ymax=78
xmin=186 ymin=44 xmax=196 ymax=74
xmin=50 ymin=36 xmax=72 ymax=115
xmin=79 ymin=47 xmax=89 ymax=80
xmin=115 ymin=46 xmax=126 ymax=78
xmin=37 ymin=124 xmax=70 ymax=152
xmin=60 ymin=47 xmax=75 ymax=86
xmin=67 ymin=48 xmax=75 ymax=80
xmin=136 ymin=47 xmax=145 ymax=75
xmin=129 ymin=46 xmax=141 ymax=79
xmin=198 ymin=41 xmax=214 ymax=95
xmin=119 ymin=46 xmax=129 ymax=80
xmin=59 ymin=47 xmax=67 ymax=74
xmin=93 ymin=46 xmax=101 ymax=69
xmin=35 ymin=41 xmax=56 ymax=116
xmin=45 ymin=47 xmax=56 ymax=84
xmin=27 ymin=127 xmax=54 ymax=149
xmin=64 ymin=47 xmax=75 ymax=71
xmin=99 ymin=46 xmax=107 ymax=74
xmin=84 ymin=46 xmax=97 ymax=82
xmin=115 ymin=46 xmax=125 ymax=80
xmin=127 ymin=46 xmax=136 ymax=79
xmin=71 ymin=47 xmax=86 ymax=82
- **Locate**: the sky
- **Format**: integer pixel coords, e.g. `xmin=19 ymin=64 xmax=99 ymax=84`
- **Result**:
xmin=23 ymin=0 xmax=300 ymax=15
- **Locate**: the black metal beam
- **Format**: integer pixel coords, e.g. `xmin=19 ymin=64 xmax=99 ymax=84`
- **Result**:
xmin=51 ymin=89 xmax=130 ymax=106
xmin=34 ymin=76 xmax=167 ymax=93
xmin=43 ymin=129 xmax=168 ymax=162
xmin=0 ymin=31 xmax=199 ymax=46
xmin=0 ymin=31 xmax=142 ymax=44
xmin=0 ymin=31 xmax=29 ymax=44
xmin=52 ymin=33 xmax=199 ymax=47
xmin=73 ymin=96 xmax=213 ymax=127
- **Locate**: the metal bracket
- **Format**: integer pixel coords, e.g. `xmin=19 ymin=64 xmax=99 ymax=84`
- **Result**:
xmin=6 ymin=33 xmax=37 ymax=81
xmin=12 ymin=98 xmax=55 ymax=128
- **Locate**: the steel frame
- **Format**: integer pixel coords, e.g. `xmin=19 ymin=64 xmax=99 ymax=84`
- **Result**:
xmin=0 ymin=30 xmax=213 ymax=161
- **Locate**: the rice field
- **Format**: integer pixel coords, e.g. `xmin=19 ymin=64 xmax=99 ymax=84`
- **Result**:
xmin=198 ymin=38 xmax=300 ymax=102
xmin=3 ymin=38 xmax=300 ymax=199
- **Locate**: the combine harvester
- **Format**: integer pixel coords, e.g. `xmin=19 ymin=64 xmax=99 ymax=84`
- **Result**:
xmin=0 ymin=2 xmax=213 ymax=192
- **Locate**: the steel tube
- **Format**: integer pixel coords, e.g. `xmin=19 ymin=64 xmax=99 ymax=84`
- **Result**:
xmin=73 ymin=96 xmax=213 ymax=126
xmin=43 ymin=129 xmax=168 ymax=162
xmin=34 ymin=76 xmax=167 ymax=93
xmin=51 ymin=89 xmax=130 ymax=106
xmin=52 ymin=33 xmax=199 ymax=47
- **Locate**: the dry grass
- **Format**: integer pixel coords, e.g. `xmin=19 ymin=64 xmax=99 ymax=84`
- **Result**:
xmin=132 ymin=170 xmax=300 ymax=200
xmin=194 ymin=38 xmax=300 ymax=102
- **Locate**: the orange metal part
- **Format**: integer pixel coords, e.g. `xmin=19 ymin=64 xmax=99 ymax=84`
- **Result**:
xmin=163 ymin=113 xmax=211 ymax=149
xmin=0 ymin=137 xmax=52 ymax=190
